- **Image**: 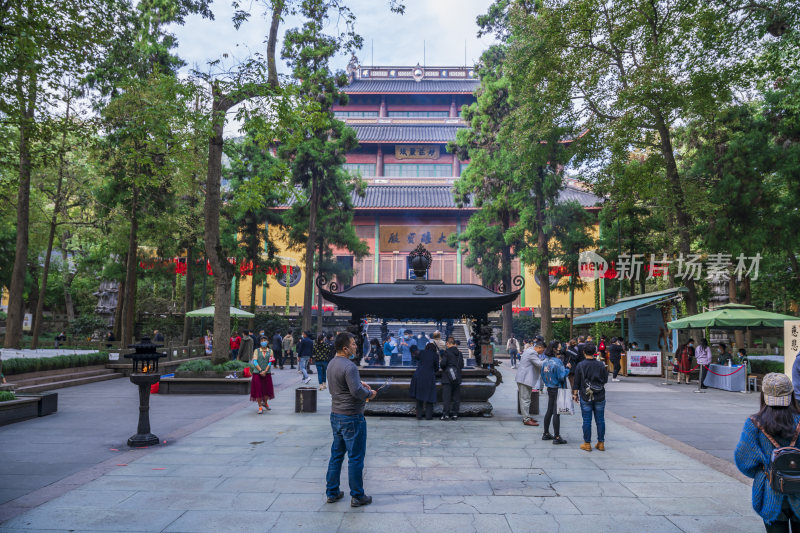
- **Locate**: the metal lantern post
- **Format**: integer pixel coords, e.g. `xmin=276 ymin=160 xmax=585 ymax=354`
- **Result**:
xmin=124 ymin=337 xmax=166 ymax=447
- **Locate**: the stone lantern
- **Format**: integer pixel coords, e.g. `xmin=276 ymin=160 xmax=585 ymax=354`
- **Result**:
xmin=124 ymin=336 xmax=165 ymax=447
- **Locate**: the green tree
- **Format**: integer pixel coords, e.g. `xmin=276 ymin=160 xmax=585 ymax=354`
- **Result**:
xmin=505 ymin=0 xmax=797 ymax=321
xmin=448 ymin=45 xmax=523 ymax=343
xmin=279 ymin=0 xmax=368 ymax=333
xmin=550 ymin=201 xmax=594 ymax=338
xmin=0 ymin=0 xmax=119 ymax=348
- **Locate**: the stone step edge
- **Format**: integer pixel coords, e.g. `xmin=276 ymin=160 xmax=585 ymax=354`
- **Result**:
xmin=13 ymin=373 xmax=123 ymax=394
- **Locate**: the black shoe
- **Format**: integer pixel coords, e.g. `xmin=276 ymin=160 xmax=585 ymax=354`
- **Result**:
xmin=440 ymin=415 xmax=450 ymax=420
xmin=326 ymin=491 xmax=344 ymax=503
xmin=416 ymin=416 xmax=423 ymax=420
xmin=541 ymin=432 xmax=554 ymax=441
xmin=552 ymin=436 xmax=567 ymax=445
xmin=351 ymin=495 xmax=372 ymax=507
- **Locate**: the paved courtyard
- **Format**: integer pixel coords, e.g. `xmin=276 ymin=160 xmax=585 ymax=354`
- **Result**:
xmin=0 ymin=366 xmax=762 ymax=532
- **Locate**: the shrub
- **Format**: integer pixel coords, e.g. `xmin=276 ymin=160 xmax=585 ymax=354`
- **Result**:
xmin=176 ymin=359 xmax=249 ymax=373
xmin=253 ymin=312 xmax=290 ymax=337
xmin=0 ymin=391 xmax=16 ymax=402
xmin=69 ymin=315 xmax=109 ymax=338
xmin=0 ymin=352 xmax=108 ymax=376
xmin=749 ymin=359 xmax=784 ymax=375
xmin=512 ymin=316 xmax=540 ymax=341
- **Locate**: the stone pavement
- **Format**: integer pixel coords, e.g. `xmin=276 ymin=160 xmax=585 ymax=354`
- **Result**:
xmin=0 ymin=365 xmax=762 ymax=533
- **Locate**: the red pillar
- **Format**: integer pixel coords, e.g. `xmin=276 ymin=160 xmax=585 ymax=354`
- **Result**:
xmin=449 ymin=96 xmax=457 ymax=118
xmin=452 ymin=154 xmax=459 ymax=177
xmin=379 ymin=96 xmax=387 ymax=118
xmin=377 ymin=146 xmax=384 ymax=176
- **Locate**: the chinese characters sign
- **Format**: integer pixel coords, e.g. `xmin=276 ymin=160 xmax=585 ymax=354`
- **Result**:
xmin=395 ymin=145 xmax=440 ymax=160
xmin=380 ymin=225 xmax=456 ymax=253
xmin=785 ymin=321 xmax=800 ymax=377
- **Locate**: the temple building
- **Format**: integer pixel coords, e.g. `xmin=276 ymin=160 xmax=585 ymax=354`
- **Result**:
xmin=239 ymin=64 xmax=604 ymax=317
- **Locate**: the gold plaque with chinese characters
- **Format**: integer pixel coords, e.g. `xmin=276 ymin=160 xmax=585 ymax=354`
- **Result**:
xmin=379 ymin=225 xmax=456 ymax=253
xmin=395 ymin=145 xmax=439 ymax=160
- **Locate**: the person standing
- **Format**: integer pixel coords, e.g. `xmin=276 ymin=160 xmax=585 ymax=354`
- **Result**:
xmin=239 ymin=329 xmax=254 ymax=363
xmin=283 ymin=331 xmax=295 ymax=369
xmin=431 ymin=331 xmax=446 ymax=354
xmin=204 ymin=331 xmax=213 ymax=355
xmin=400 ymin=330 xmax=413 ymax=367
xmin=735 ymin=373 xmax=800 ymax=532
xmin=325 ymin=332 xmax=376 ymax=507
xmin=507 ymin=334 xmax=520 ymax=369
xmin=313 ymin=334 xmax=329 ymax=391
xmin=717 ymin=343 xmax=735 ymax=365
xmin=440 ymin=337 xmax=464 ymax=420
xmin=365 ymin=339 xmax=383 ymax=366
xmin=542 ymin=340 xmax=569 ymax=445
xmin=153 ymin=330 xmax=164 ymax=342
xmin=271 ymin=331 xmax=284 ymax=369
xmin=563 ymin=338 xmax=580 ymax=389
xmin=229 ymin=332 xmax=241 ymax=361
xmin=695 ymin=338 xmax=712 ymax=391
xmin=674 ymin=339 xmax=695 ymax=384
xmin=573 ymin=343 xmax=609 ymax=452
xmin=297 ymin=330 xmax=313 ymax=384
xmin=250 ymin=336 xmax=275 ymax=414
xmin=516 ymin=340 xmax=545 ymax=427
xmin=609 ymin=337 xmax=625 ymax=382
xmin=410 ymin=342 xmax=439 ymax=420
xmin=382 ymin=335 xmax=394 ymax=366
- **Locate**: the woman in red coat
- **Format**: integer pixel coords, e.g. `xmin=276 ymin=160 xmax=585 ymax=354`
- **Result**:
xmin=674 ymin=339 xmax=695 ymax=384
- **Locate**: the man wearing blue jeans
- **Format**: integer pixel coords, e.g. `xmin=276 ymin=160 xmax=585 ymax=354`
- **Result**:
xmin=325 ymin=332 xmax=376 ymax=507
xmin=297 ymin=330 xmax=314 ymax=384
xmin=573 ymin=343 xmax=609 ymax=452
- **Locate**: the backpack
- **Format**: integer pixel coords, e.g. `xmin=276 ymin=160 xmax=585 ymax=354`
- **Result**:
xmin=750 ymin=416 xmax=800 ymax=494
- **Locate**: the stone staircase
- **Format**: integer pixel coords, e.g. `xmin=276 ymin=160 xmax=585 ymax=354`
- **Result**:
xmin=4 ymin=365 xmax=122 ymax=394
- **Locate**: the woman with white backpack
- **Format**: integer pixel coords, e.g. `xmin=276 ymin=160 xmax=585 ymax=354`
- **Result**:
xmin=541 ymin=340 xmax=570 ymax=445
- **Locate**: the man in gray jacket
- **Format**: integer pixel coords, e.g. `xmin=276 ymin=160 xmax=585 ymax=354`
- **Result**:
xmin=516 ymin=340 xmax=545 ymax=426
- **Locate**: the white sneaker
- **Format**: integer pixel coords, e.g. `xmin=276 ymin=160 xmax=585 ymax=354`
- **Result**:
xmin=612 ymin=378 xmax=621 ymax=382
xmin=303 ymin=377 xmax=311 ymax=384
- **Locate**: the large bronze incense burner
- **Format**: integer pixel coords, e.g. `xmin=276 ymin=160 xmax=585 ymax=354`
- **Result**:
xmin=316 ymin=244 xmax=522 ymax=417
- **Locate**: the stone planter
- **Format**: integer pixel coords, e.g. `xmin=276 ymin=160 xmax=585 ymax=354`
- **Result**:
xmin=0 ymin=396 xmax=42 ymax=427
xmin=158 ymin=376 xmax=251 ymax=394
xmin=359 ymin=366 xmax=502 ymax=417
xmin=173 ymin=371 xmax=241 ymax=379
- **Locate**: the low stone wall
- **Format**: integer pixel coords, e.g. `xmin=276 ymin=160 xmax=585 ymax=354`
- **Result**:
xmin=0 ymin=392 xmax=58 ymax=427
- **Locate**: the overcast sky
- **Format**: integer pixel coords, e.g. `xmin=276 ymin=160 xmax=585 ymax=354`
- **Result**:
xmin=171 ymin=0 xmax=498 ymax=75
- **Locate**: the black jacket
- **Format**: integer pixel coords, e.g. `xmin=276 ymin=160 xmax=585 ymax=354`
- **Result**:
xmin=440 ymin=346 xmax=464 ymax=384
xmin=409 ymin=348 xmax=439 ymax=402
xmin=574 ymin=358 xmax=609 ymax=402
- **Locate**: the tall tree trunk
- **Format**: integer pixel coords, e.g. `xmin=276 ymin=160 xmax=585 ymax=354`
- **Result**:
xmin=114 ymin=278 xmax=124 ymax=341
xmin=248 ymin=271 xmax=257 ymax=331
xmin=4 ymin=73 xmax=36 ymax=349
xmin=744 ymin=276 xmax=752 ymax=347
xmin=317 ymin=240 xmax=324 ymax=335
xmin=537 ymin=227 xmax=552 ymax=340
xmin=204 ymin=84 xmax=235 ymax=365
xmin=32 ymin=100 xmax=71 ymax=349
xmin=654 ymin=114 xmax=698 ymax=316
xmin=569 ymin=280 xmax=575 ymax=339
xmin=182 ymin=246 xmax=195 ymax=345
xmin=730 ymin=277 xmax=745 ymax=349
xmin=788 ymin=253 xmax=800 ymax=285
xmin=121 ymin=187 xmax=139 ymax=345
xmin=60 ymin=233 xmax=76 ymax=323
xmin=302 ymin=176 xmax=320 ymax=332
xmin=500 ymin=211 xmax=512 ymax=345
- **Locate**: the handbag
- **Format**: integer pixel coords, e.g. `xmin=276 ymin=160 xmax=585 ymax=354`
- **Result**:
xmin=556 ymin=381 xmax=574 ymax=415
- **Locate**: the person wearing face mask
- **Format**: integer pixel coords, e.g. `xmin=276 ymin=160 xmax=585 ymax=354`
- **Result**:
xmin=325 ymin=332 xmax=377 ymax=508
xmin=400 ymin=330 xmax=413 ymax=367
xmin=674 ymin=338 xmax=695 ymax=385
xmin=251 ymin=336 xmax=275 ymax=414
